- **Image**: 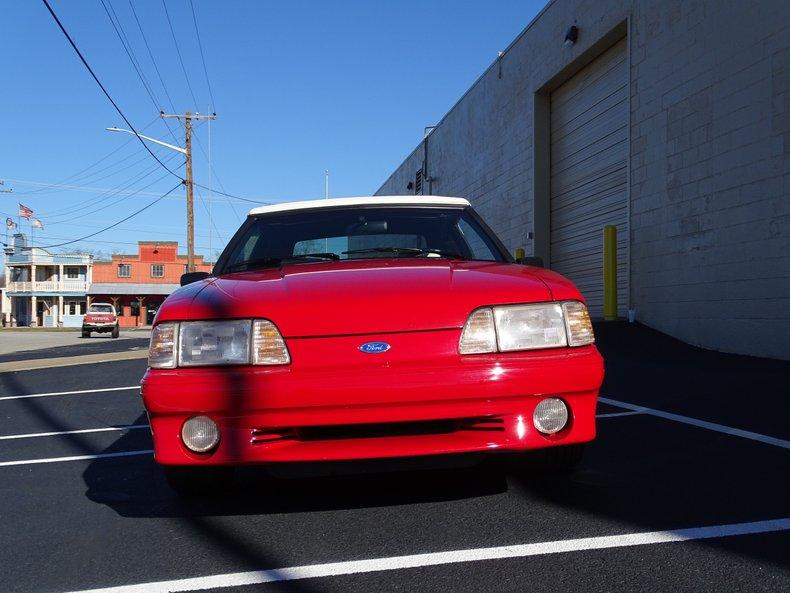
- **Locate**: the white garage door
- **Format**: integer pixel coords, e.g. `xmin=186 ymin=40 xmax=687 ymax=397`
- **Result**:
xmin=550 ymin=38 xmax=628 ymax=318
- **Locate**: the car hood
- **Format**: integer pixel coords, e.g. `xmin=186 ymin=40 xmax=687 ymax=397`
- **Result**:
xmin=157 ymin=259 xmax=582 ymax=337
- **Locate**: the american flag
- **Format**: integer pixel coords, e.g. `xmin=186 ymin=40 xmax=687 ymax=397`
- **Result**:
xmin=18 ymin=204 xmax=33 ymax=219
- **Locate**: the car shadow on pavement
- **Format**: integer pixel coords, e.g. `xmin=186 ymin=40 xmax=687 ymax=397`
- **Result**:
xmin=82 ymin=418 xmax=507 ymax=517
xmin=73 ymin=320 xmax=790 ymax=580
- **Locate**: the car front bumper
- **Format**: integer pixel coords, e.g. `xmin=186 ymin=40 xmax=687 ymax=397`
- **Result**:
xmin=141 ymin=334 xmax=604 ymax=465
xmin=83 ymin=323 xmax=116 ymax=331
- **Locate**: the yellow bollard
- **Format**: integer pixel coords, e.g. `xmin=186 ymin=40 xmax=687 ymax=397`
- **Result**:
xmin=603 ymin=225 xmax=617 ymax=321
xmin=514 ymin=247 xmax=525 ymax=261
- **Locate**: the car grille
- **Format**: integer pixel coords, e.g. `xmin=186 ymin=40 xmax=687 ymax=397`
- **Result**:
xmin=250 ymin=416 xmax=505 ymax=445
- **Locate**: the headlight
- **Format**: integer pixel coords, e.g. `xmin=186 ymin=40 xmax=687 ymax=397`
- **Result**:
xmin=149 ymin=322 xmax=177 ymax=368
xmin=148 ymin=319 xmax=290 ymax=368
xmin=179 ymin=320 xmax=251 ymax=367
xmin=494 ymin=303 xmax=566 ymax=351
xmin=459 ymin=301 xmax=593 ymax=354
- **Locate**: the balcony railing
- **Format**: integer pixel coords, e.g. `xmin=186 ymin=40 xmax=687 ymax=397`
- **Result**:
xmin=7 ymin=281 xmax=88 ymax=293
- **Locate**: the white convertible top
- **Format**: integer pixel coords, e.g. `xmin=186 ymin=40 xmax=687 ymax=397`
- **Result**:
xmin=248 ymin=196 xmax=470 ymax=216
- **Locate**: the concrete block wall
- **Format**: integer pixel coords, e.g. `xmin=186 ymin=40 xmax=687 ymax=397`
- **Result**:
xmin=377 ymin=0 xmax=790 ymax=359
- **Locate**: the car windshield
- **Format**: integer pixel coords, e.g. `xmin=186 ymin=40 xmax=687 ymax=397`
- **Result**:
xmin=89 ymin=305 xmax=114 ymax=313
xmin=219 ymin=206 xmax=508 ymax=273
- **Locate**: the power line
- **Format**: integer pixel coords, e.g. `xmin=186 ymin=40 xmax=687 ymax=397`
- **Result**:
xmin=99 ymin=0 xmax=159 ymax=114
xmin=21 ymin=116 xmax=159 ymax=196
xmin=188 ymin=0 xmax=216 ymax=110
xmin=30 ymin=150 xmax=164 ymax=217
xmin=128 ymin=0 xmax=177 ymax=113
xmin=34 ymin=182 xmax=183 ymax=249
xmin=45 ymin=219 xmax=229 ymax=241
xmin=195 ymin=185 xmax=225 ymax=246
xmin=100 ymin=0 xmax=181 ymax=144
xmin=30 ymin=234 xmax=223 ymax=253
xmin=36 ymin=151 xmax=183 ymax=221
xmin=41 ymin=0 xmax=182 ymax=182
xmin=41 ymin=151 xmax=163 ymax=205
xmin=161 ymin=0 xmax=199 ymax=108
xmin=47 ymin=166 xmax=179 ymax=224
xmin=192 ymin=127 xmax=241 ymax=222
xmin=5 ymin=177 xmax=265 ymax=205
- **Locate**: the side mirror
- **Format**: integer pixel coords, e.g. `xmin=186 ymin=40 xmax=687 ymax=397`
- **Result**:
xmin=515 ymin=256 xmax=544 ymax=268
xmin=180 ymin=271 xmax=210 ymax=286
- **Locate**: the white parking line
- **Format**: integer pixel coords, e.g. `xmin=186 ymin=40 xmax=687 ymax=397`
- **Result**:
xmin=0 ymin=385 xmax=139 ymax=402
xmin=0 ymin=424 xmax=149 ymax=441
xmin=596 ymin=411 xmax=644 ymax=418
xmin=0 ymin=449 xmax=152 ymax=467
xmin=61 ymin=517 xmax=790 ymax=593
xmin=599 ymin=397 xmax=790 ymax=449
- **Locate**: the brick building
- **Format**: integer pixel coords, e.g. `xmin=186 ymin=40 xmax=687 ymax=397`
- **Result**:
xmin=377 ymin=0 xmax=789 ymax=359
xmin=89 ymin=241 xmax=212 ymax=327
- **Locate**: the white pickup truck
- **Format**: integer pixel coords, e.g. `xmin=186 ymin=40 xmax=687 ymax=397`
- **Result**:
xmin=82 ymin=302 xmax=120 ymax=338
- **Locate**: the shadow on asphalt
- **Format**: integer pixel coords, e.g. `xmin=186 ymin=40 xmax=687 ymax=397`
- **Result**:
xmin=0 ymin=337 xmax=150 ymax=363
xmin=25 ymin=321 xmax=789 ymax=577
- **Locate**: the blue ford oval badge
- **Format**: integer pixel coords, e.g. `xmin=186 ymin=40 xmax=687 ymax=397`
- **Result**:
xmin=358 ymin=341 xmax=391 ymax=354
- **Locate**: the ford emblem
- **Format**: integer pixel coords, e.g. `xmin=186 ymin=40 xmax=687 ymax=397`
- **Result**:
xmin=358 ymin=341 xmax=391 ymax=354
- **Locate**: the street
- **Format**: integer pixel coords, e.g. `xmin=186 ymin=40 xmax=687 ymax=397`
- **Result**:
xmin=0 ymin=323 xmax=787 ymax=593
xmin=0 ymin=329 xmax=150 ymax=358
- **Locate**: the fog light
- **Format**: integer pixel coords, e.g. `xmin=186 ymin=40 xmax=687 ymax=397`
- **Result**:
xmin=533 ymin=398 xmax=568 ymax=434
xmin=181 ymin=416 xmax=220 ymax=453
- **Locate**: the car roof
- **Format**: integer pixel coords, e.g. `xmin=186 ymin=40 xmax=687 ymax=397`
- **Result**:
xmin=248 ymin=196 xmax=471 ymax=216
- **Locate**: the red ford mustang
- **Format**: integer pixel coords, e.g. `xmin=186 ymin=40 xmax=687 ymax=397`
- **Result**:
xmin=142 ymin=197 xmax=604 ymax=494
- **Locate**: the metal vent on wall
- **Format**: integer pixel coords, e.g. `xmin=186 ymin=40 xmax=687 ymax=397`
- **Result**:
xmin=414 ymin=169 xmax=423 ymax=195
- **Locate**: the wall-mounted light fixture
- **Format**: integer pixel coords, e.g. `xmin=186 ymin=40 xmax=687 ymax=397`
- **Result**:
xmin=564 ymin=25 xmax=579 ymax=47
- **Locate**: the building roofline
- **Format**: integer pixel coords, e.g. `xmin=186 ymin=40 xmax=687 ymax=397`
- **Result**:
xmin=376 ymin=0 xmax=558 ymax=193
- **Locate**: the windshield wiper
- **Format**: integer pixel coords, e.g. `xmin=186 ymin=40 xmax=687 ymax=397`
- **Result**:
xmin=226 ymin=257 xmax=282 ymax=272
xmin=342 ymin=247 xmax=467 ymax=260
xmin=226 ymin=253 xmax=339 ymax=272
xmin=288 ymin=252 xmax=340 ymax=261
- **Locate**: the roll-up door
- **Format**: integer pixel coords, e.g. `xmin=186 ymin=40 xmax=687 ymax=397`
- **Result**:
xmin=550 ymin=38 xmax=628 ymax=318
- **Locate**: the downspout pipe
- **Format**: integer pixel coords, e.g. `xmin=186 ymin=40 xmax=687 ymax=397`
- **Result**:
xmin=423 ymin=126 xmax=437 ymax=195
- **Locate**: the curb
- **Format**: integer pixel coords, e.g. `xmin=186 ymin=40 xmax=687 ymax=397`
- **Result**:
xmin=0 ymin=350 xmax=149 ymax=373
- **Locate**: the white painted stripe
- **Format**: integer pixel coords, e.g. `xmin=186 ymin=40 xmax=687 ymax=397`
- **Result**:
xmin=0 ymin=385 xmax=138 ymax=402
xmin=61 ymin=518 xmax=790 ymax=593
xmin=0 ymin=449 xmax=152 ymax=467
xmin=0 ymin=424 xmax=149 ymax=441
xmin=596 ymin=410 xmax=644 ymax=418
xmin=599 ymin=397 xmax=790 ymax=449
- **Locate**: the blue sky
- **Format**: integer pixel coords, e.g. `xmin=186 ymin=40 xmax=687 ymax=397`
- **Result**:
xmin=1 ymin=0 xmax=545 ymax=263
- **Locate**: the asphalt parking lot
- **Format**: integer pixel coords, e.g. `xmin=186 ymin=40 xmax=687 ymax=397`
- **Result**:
xmin=0 ymin=323 xmax=787 ymax=593
xmin=0 ymin=329 xmax=150 ymax=358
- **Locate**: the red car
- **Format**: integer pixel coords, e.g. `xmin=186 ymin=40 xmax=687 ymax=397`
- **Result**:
xmin=142 ymin=197 xmax=604 ymax=494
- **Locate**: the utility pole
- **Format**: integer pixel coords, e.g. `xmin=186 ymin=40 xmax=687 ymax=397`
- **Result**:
xmin=161 ymin=111 xmax=216 ymax=272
